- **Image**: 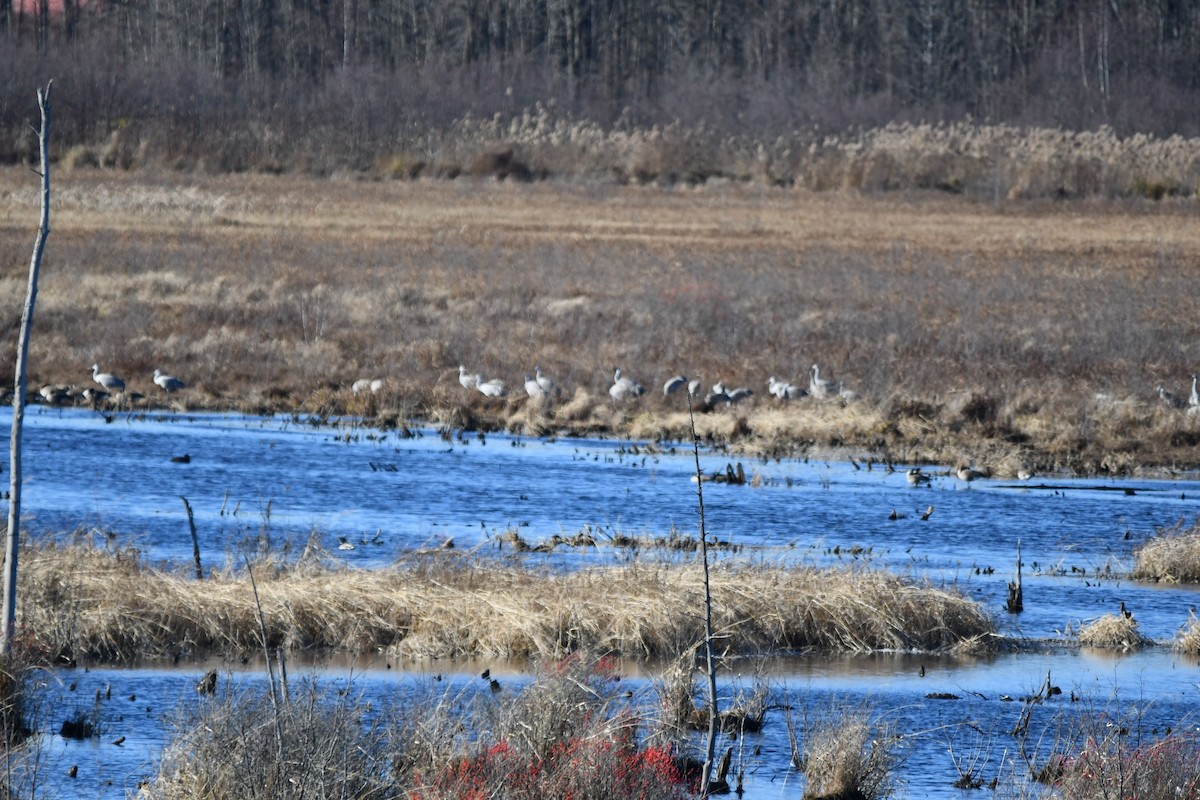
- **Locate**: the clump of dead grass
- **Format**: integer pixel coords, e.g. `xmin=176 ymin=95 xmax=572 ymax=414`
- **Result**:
xmin=1132 ymin=520 xmax=1200 ymax=583
xmin=797 ymin=706 xmax=902 ymax=800
xmin=1054 ymin=728 xmax=1200 ymax=800
xmin=17 ymin=538 xmax=994 ymax=663
xmin=1076 ymin=613 xmax=1154 ymax=651
xmin=1176 ymin=612 xmax=1200 ymax=655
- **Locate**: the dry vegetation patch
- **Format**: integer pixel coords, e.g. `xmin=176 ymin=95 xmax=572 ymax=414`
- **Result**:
xmin=18 ymin=540 xmax=993 ymax=663
xmin=1076 ymin=613 xmax=1154 ymax=651
xmin=3 ymin=167 xmax=1200 ymax=471
xmin=1133 ymin=521 xmax=1200 ymax=583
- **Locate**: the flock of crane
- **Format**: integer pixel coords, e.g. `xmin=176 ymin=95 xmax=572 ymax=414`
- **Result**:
xmin=37 ymin=364 xmax=185 ymax=406
xmin=35 ymin=364 xmax=1200 ymax=425
xmin=456 ymin=363 xmax=858 ymax=410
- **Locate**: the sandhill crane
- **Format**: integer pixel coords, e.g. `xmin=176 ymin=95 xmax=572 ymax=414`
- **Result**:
xmin=609 ymin=368 xmax=645 ymax=403
xmin=809 ymin=364 xmax=832 ymax=399
xmin=727 ymin=386 xmax=754 ymax=404
xmin=769 ymin=376 xmax=806 ymax=400
xmin=664 ymin=375 xmax=688 ymax=396
xmin=458 ymin=366 xmax=476 ymax=391
xmin=906 ymin=468 xmax=932 ymax=487
xmin=91 ymin=364 xmax=125 ymax=393
xmin=475 ymin=374 xmax=506 ymax=398
xmin=1157 ymin=385 xmax=1185 ymax=409
xmin=153 ymin=369 xmax=186 ymax=394
xmin=534 ymin=366 xmax=553 ymax=395
xmin=524 ymin=374 xmax=545 ymax=401
xmin=688 ymin=378 xmax=702 ymax=397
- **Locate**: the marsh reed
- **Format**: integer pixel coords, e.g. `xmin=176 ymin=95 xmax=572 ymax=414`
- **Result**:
xmin=16 ymin=539 xmax=993 ymax=663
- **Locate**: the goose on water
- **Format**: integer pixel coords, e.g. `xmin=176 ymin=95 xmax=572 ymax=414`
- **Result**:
xmin=91 ymin=364 xmax=125 ymax=393
xmin=906 ymin=468 xmax=932 ymax=487
xmin=153 ymin=369 xmax=186 ymax=393
xmin=956 ymin=465 xmax=987 ymax=482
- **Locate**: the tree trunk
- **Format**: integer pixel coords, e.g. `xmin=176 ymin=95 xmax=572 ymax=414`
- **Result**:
xmin=3 ymin=82 xmax=52 ymax=656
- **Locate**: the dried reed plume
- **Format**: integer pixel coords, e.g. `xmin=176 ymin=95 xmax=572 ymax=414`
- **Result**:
xmin=799 ymin=707 xmax=901 ymax=800
xmin=18 ymin=539 xmax=994 ymax=663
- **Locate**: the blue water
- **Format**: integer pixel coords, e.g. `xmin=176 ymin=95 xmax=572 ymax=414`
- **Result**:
xmin=2 ymin=406 xmax=1199 ymax=798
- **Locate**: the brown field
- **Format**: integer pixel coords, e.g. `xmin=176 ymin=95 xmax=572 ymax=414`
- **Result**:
xmin=2 ymin=166 xmax=1200 ymax=473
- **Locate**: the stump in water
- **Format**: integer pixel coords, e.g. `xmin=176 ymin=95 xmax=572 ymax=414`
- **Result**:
xmin=1007 ymin=540 xmax=1023 ymax=614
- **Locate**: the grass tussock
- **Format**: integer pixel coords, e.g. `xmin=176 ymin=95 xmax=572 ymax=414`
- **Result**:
xmin=796 ymin=707 xmax=901 ymax=800
xmin=1076 ymin=613 xmax=1154 ymax=651
xmin=1176 ymin=612 xmax=1200 ymax=655
xmin=17 ymin=539 xmax=994 ymax=663
xmin=1132 ymin=520 xmax=1200 ymax=583
xmin=148 ymin=652 xmax=688 ymax=800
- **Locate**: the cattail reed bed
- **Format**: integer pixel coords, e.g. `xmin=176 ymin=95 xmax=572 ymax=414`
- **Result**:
xmin=3 ymin=168 xmax=1200 ymax=474
xmin=17 ymin=540 xmax=993 ymax=664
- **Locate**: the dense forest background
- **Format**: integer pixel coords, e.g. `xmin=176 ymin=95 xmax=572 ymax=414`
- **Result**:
xmin=2 ymin=1 xmax=1200 ymax=186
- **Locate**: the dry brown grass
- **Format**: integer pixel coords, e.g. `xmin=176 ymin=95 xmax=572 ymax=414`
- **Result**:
xmin=1076 ymin=613 xmax=1154 ymax=651
xmin=798 ymin=706 xmax=901 ymax=800
xmin=1133 ymin=521 xmax=1200 ymax=583
xmin=1178 ymin=614 xmax=1200 ymax=655
xmin=3 ymin=166 xmax=1200 ymax=472
xmin=18 ymin=539 xmax=993 ymax=663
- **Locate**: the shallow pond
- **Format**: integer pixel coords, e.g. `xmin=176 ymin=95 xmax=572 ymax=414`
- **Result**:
xmin=3 ymin=405 xmax=1200 ymax=797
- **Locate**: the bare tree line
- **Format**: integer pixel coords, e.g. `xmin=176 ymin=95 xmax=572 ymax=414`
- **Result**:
xmin=2 ymin=0 xmax=1200 ymax=169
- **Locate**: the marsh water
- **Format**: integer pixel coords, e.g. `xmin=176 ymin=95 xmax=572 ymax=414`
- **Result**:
xmin=4 ymin=405 xmax=1200 ymax=798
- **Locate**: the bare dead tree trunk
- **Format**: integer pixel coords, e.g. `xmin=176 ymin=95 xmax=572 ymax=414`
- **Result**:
xmin=3 ymin=81 xmax=52 ymax=656
xmin=686 ymin=393 xmax=719 ymax=795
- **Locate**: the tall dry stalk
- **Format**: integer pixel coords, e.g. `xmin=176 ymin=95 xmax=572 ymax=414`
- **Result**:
xmin=3 ymin=82 xmax=52 ymax=656
xmin=686 ymin=393 xmax=719 ymax=795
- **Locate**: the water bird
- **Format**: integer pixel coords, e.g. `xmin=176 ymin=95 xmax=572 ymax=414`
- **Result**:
xmin=1156 ymin=384 xmax=1184 ymax=409
xmin=170 ymin=454 xmax=191 ymax=464
xmin=112 ymin=736 xmax=125 ymax=746
xmin=523 ymin=373 xmax=545 ymax=400
xmin=809 ymin=364 xmax=833 ymax=399
xmin=727 ymin=386 xmax=754 ymax=404
xmin=196 ymin=670 xmax=217 ymax=695
xmin=688 ymin=378 xmax=702 ymax=397
xmin=153 ymin=369 xmax=186 ymax=393
xmin=90 ymin=364 xmax=125 ymax=393
xmin=534 ymin=366 xmax=553 ymax=395
xmin=1017 ymin=468 xmax=1034 ymax=481
xmin=920 ymin=505 xmax=935 ymax=521
xmin=609 ymin=368 xmax=645 ymax=403
xmin=957 ymin=465 xmax=987 ymax=482
xmin=768 ymin=376 xmax=806 ymax=400
xmin=38 ymin=384 xmax=72 ymax=405
xmin=81 ymin=387 xmax=109 ymax=405
xmin=1189 ymin=374 xmax=1199 ymax=412
xmin=663 ymin=374 xmax=689 ymax=396
xmin=351 ymin=378 xmax=373 ymax=394
xmin=906 ymin=468 xmax=932 ymax=487
xmin=475 ymin=374 xmax=506 ymax=398
xmin=457 ymin=365 xmax=476 ymax=391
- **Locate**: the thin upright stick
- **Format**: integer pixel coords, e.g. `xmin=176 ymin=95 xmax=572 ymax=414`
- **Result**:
xmin=3 ymin=82 xmax=53 ymax=655
xmin=686 ymin=394 xmax=719 ymax=795
xmin=244 ymin=554 xmax=285 ymax=764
